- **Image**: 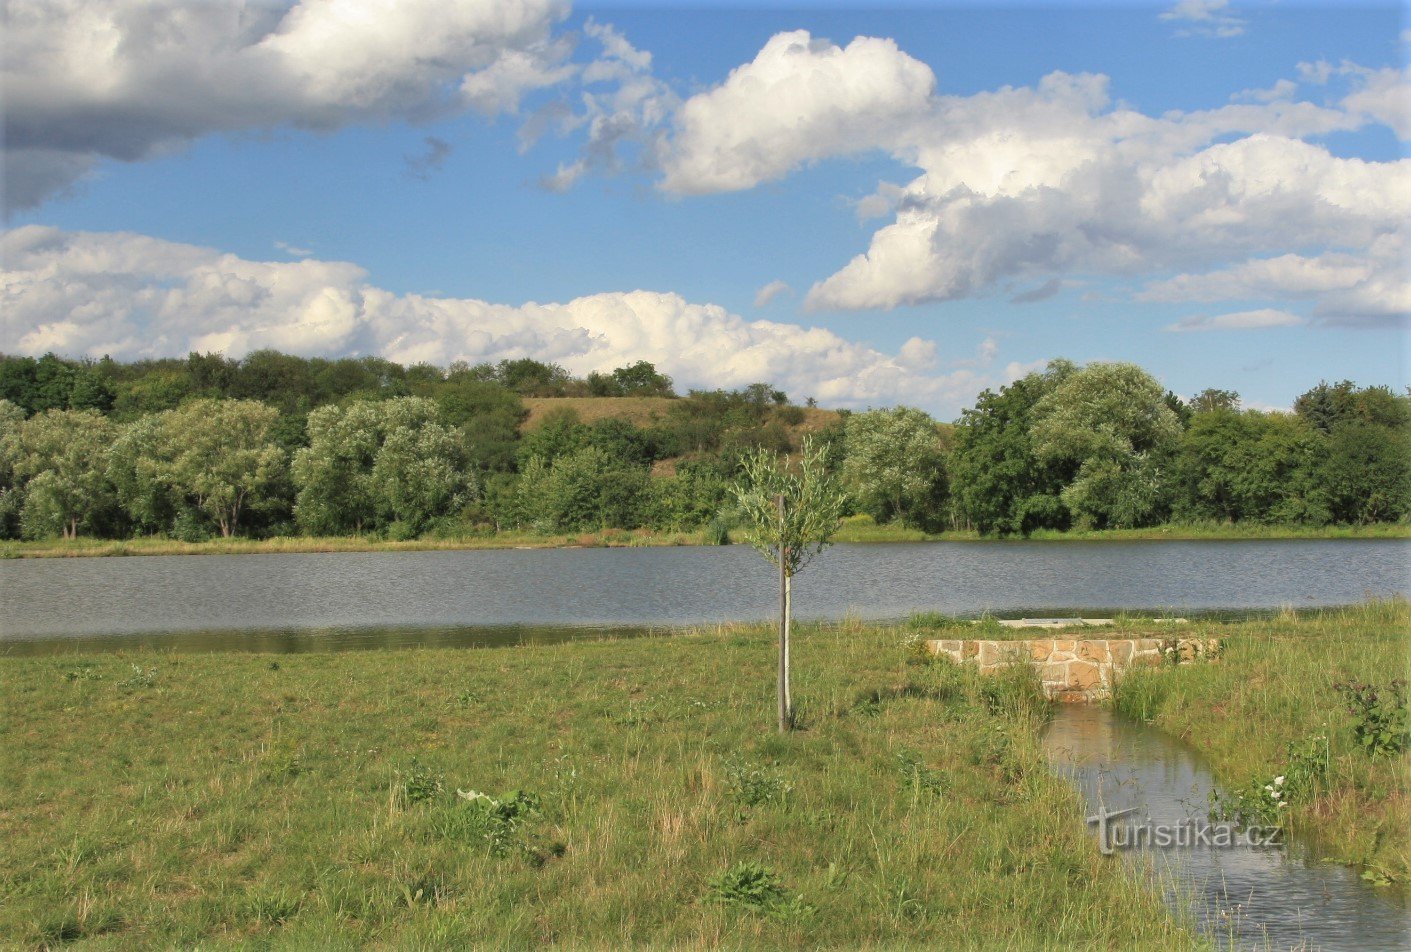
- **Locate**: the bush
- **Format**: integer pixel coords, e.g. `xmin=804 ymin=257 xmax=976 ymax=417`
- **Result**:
xmin=1335 ymin=679 xmax=1409 ymax=756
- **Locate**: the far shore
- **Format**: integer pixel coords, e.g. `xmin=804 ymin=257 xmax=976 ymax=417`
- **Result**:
xmin=3 ymin=519 xmax=1407 ymax=559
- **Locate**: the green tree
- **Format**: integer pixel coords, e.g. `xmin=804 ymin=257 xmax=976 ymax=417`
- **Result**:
xmin=1031 ymin=362 xmax=1182 ymax=529
xmin=1173 ymin=410 xmax=1331 ymax=525
xmin=1321 ymin=421 xmax=1411 ymax=524
xmin=1191 ymin=388 xmax=1240 ymax=414
xmin=4 ymin=409 xmax=117 ymax=538
xmin=841 ymin=406 xmax=947 ymax=528
xmin=731 ymin=438 xmax=847 ymax=732
xmin=154 ymin=400 xmax=286 ymax=537
xmin=949 ymin=361 xmax=1076 ymax=535
xmin=292 ymin=397 xmax=471 ymax=536
xmin=0 ymin=400 xmax=24 ymax=537
xmin=433 ymin=377 xmax=525 ymax=472
xmin=611 ymin=360 xmax=675 ymax=396
xmin=370 ymin=419 xmax=473 ymax=536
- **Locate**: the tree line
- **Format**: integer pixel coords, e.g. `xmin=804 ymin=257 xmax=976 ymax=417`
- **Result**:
xmin=0 ymin=350 xmax=1406 ymax=543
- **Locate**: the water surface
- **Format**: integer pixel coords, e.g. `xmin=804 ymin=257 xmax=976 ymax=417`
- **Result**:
xmin=2 ymin=539 xmax=1406 ymax=647
xmin=1043 ymin=705 xmax=1410 ymax=951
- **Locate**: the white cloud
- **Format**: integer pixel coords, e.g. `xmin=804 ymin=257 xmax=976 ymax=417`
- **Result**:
xmin=1164 ymin=308 xmax=1307 ymax=332
xmin=274 ymin=240 xmax=313 ymax=258
xmin=645 ymin=31 xmax=1405 ymax=322
xmin=1233 ymin=79 xmax=1297 ymax=103
xmin=1159 ymin=0 xmax=1246 ymax=39
xmin=1 ymin=225 xmax=996 ymax=414
xmin=1297 ymin=60 xmax=1410 ymax=139
xmin=1340 ymin=65 xmax=1411 ymax=140
xmin=2 ymin=0 xmax=581 ymax=210
xmin=659 ymin=30 xmax=934 ymax=194
xmin=753 ymin=280 xmax=792 ymax=308
xmin=1139 ymin=234 xmax=1409 ymax=323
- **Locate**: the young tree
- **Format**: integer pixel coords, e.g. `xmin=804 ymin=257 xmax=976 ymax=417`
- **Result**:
xmin=731 ymin=438 xmax=847 ymax=732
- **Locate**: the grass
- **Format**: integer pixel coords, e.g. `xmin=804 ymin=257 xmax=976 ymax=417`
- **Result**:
xmin=1108 ymin=600 xmax=1411 ymax=886
xmin=3 ymin=517 xmax=1405 ymax=559
xmin=0 ymin=623 xmax=1203 ymax=949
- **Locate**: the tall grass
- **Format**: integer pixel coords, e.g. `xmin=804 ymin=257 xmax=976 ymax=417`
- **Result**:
xmin=1110 ymin=599 xmax=1411 ymax=883
xmin=0 ymin=623 xmax=1201 ymax=948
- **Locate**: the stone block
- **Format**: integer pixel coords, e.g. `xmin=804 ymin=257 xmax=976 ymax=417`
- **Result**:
xmin=1077 ymin=641 xmax=1109 ymax=663
xmin=1029 ymin=639 xmax=1054 ymax=661
xmin=1068 ymin=660 xmax=1103 ymax=690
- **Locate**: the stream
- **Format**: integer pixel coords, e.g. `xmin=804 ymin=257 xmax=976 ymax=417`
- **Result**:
xmin=1042 ymin=705 xmax=1410 ymax=951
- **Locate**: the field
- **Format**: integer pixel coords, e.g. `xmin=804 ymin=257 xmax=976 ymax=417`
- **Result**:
xmin=1 ymin=622 xmax=1199 ymax=949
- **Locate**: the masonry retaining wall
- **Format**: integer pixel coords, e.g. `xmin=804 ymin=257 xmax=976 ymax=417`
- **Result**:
xmin=924 ymin=636 xmax=1221 ymax=702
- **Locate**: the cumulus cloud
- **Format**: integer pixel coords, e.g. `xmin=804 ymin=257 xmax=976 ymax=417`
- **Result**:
xmin=753 ymin=280 xmax=792 ymax=308
xmin=659 ymin=30 xmax=934 ymax=194
xmin=1164 ymin=308 xmax=1306 ymax=332
xmin=647 ymin=30 xmax=1406 ymax=323
xmin=1 ymin=225 xmax=996 ymax=413
xmin=658 ymin=32 xmax=1404 ymax=319
xmin=2 ymin=0 xmax=582 ymax=210
xmin=1159 ymin=0 xmax=1246 ymax=39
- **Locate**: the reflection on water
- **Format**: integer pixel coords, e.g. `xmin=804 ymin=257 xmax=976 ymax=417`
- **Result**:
xmin=1043 ymin=705 xmax=1410 ymax=951
xmin=2 ymin=539 xmax=1407 ymax=642
xmin=0 ymin=623 xmax=672 ymax=657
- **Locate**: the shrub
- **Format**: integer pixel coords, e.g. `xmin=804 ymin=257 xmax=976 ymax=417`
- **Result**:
xmin=1335 ymin=679 xmax=1409 ymax=756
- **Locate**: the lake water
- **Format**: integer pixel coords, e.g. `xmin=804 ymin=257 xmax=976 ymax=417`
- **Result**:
xmin=1 ymin=539 xmax=1406 ymax=651
xmin=1043 ymin=705 xmax=1411 ymax=951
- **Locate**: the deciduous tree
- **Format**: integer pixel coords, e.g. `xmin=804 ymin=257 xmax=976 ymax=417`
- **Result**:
xmin=732 ymin=438 xmax=847 ymax=732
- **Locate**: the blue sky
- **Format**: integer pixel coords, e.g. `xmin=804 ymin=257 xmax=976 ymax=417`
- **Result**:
xmin=3 ymin=0 xmax=1406 ymax=418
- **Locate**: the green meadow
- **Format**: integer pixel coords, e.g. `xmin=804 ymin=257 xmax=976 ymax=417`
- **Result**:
xmin=4 ymin=603 xmax=1407 ymax=948
xmin=3 ymin=622 xmax=1197 ymax=950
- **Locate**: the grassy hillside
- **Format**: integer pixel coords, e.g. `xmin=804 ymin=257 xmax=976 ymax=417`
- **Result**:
xmin=521 ymin=396 xmax=679 ymax=430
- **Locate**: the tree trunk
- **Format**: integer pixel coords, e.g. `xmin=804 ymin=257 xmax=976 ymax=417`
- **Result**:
xmin=783 ymin=571 xmax=793 ymax=726
xmin=777 ymin=494 xmax=790 ymax=732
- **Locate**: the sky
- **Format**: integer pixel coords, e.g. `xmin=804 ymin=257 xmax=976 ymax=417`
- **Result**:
xmin=2 ymin=0 xmax=1407 ymax=418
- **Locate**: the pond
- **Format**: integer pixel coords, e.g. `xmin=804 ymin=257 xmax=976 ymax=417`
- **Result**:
xmin=1 ymin=539 xmax=1406 ymax=651
xmin=1043 ymin=705 xmax=1411 ymax=951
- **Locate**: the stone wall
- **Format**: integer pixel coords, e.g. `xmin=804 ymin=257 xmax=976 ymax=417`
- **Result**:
xmin=924 ymin=636 xmax=1221 ymax=702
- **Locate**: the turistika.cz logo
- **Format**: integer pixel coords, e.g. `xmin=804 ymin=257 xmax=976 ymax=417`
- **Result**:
xmin=1086 ymin=807 xmax=1284 ymax=855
